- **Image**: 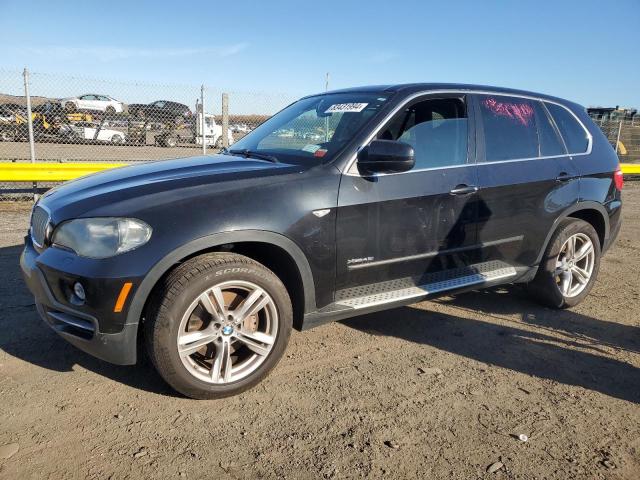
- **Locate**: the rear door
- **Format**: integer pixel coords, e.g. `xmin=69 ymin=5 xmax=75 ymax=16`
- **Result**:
xmin=336 ymin=94 xmax=480 ymax=292
xmin=472 ymin=93 xmax=580 ymax=269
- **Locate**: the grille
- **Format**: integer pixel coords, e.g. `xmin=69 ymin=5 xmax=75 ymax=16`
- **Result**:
xmin=30 ymin=206 xmax=50 ymax=247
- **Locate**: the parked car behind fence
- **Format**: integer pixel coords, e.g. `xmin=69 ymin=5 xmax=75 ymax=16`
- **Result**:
xmin=60 ymin=94 xmax=124 ymax=115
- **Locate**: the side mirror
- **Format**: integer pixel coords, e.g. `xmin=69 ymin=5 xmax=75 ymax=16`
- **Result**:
xmin=357 ymin=139 xmax=415 ymax=174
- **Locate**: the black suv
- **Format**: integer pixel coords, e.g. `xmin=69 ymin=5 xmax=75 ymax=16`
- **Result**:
xmin=127 ymin=100 xmax=192 ymax=123
xmin=21 ymin=84 xmax=623 ymax=399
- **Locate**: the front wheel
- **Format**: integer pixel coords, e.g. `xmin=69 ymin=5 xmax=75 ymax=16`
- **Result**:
xmin=527 ymin=218 xmax=601 ymax=308
xmin=145 ymin=253 xmax=292 ymax=399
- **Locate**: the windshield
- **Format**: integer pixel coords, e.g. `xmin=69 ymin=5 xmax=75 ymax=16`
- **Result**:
xmin=228 ymin=93 xmax=389 ymax=164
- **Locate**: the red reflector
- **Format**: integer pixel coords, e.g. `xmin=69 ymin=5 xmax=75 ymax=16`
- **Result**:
xmin=614 ymin=167 xmax=624 ymax=191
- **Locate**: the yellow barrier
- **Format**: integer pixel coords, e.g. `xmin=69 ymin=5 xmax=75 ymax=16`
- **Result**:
xmin=621 ymin=163 xmax=640 ymax=175
xmin=0 ymin=161 xmax=639 ymax=183
xmin=0 ymin=162 xmax=128 ymax=182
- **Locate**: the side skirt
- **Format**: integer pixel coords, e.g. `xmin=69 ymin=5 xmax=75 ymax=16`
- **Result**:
xmin=301 ymin=261 xmax=531 ymax=330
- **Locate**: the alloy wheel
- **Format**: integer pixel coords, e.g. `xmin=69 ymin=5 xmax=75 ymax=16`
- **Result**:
xmin=554 ymin=233 xmax=595 ymax=297
xmin=176 ymin=280 xmax=278 ymax=384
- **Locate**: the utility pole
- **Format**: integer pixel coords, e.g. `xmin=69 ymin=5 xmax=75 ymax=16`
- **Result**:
xmin=201 ymin=85 xmax=206 ymax=155
xmin=23 ymin=68 xmax=37 ymax=200
xmin=324 ymin=72 xmax=330 ymax=142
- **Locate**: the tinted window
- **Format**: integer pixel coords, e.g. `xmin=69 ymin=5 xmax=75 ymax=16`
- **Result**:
xmin=230 ymin=92 xmax=389 ymax=165
xmin=478 ymin=95 xmax=538 ymax=161
xmin=378 ymin=97 xmax=468 ymax=169
xmin=545 ymin=102 xmax=590 ymax=154
xmin=534 ymin=101 xmax=565 ymax=156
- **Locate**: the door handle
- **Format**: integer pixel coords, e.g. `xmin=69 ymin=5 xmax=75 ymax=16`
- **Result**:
xmin=449 ymin=185 xmax=478 ymax=195
xmin=555 ymin=172 xmax=572 ymax=182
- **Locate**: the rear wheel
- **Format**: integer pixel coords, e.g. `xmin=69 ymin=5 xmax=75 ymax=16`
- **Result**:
xmin=527 ymin=218 xmax=601 ymax=308
xmin=145 ymin=253 xmax=292 ymax=399
xmin=110 ymin=134 xmax=124 ymax=145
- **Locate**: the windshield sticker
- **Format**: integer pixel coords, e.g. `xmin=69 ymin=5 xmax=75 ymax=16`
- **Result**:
xmin=325 ymin=103 xmax=368 ymax=114
xmin=302 ymin=144 xmax=321 ymax=153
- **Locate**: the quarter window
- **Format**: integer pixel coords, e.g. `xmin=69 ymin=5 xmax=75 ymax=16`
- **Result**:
xmin=534 ymin=102 xmax=566 ymax=157
xmin=545 ymin=102 xmax=590 ymax=154
xmin=377 ymin=97 xmax=468 ymax=169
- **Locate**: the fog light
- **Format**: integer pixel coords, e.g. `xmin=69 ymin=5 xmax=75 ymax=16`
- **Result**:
xmin=73 ymin=282 xmax=86 ymax=302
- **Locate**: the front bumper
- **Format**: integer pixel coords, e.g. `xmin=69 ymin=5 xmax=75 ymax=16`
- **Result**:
xmin=20 ymin=237 xmax=138 ymax=365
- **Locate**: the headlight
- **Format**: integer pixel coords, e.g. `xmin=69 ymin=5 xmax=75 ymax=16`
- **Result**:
xmin=52 ymin=218 xmax=152 ymax=258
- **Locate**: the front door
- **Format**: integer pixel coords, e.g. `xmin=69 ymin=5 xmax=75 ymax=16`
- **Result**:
xmin=336 ymin=94 xmax=480 ymax=294
xmin=78 ymin=95 xmax=95 ymax=110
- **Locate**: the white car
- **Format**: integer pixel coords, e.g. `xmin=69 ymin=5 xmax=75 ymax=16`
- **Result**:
xmin=61 ymin=122 xmax=126 ymax=144
xmin=60 ymin=94 xmax=124 ymax=114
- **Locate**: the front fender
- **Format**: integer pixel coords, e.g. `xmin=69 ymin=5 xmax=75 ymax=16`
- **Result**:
xmin=124 ymin=230 xmax=317 ymax=327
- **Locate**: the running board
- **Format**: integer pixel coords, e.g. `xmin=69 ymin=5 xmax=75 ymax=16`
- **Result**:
xmin=301 ymin=261 xmax=519 ymax=330
xmin=335 ymin=261 xmax=517 ymax=310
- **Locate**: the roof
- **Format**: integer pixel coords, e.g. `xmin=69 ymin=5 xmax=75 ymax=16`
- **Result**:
xmin=318 ymin=83 xmax=582 ymax=108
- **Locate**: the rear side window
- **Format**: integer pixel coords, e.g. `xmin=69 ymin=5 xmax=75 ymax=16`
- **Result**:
xmin=478 ymin=95 xmax=539 ymax=161
xmin=545 ymin=103 xmax=590 ymax=154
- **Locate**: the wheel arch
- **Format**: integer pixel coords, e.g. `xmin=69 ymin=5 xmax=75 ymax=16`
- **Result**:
xmin=126 ymin=230 xmax=316 ymax=333
xmin=535 ymin=202 xmax=609 ymax=265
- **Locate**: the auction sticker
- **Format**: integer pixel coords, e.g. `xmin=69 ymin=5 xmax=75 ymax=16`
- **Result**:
xmin=325 ymin=103 xmax=368 ymax=113
xmin=302 ymin=144 xmax=321 ymax=153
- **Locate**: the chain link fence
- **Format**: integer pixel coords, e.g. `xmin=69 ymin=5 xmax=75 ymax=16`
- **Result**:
xmin=0 ymin=68 xmax=301 ymax=199
xmin=1 ymin=67 xmax=638 ymax=200
xmin=595 ymin=118 xmax=640 ymax=164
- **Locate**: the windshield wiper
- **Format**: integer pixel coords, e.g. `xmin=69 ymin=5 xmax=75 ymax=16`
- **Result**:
xmin=227 ymin=149 xmax=279 ymax=163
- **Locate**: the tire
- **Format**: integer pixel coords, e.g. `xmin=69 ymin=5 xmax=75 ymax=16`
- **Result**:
xmin=64 ymin=102 xmax=76 ymax=113
xmin=0 ymin=130 xmax=14 ymax=142
xmin=110 ymin=134 xmax=124 ymax=145
xmin=145 ymin=253 xmax=292 ymax=399
xmin=105 ymin=106 xmax=116 ymax=115
xmin=527 ymin=218 xmax=601 ymax=309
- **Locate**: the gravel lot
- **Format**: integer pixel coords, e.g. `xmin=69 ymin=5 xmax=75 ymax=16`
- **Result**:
xmin=0 ymin=184 xmax=638 ymax=479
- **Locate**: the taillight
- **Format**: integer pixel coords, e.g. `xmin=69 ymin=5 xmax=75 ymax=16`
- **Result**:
xmin=614 ymin=166 xmax=624 ymax=191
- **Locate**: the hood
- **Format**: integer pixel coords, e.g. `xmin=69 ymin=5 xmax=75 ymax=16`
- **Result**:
xmin=40 ymin=154 xmax=299 ymax=220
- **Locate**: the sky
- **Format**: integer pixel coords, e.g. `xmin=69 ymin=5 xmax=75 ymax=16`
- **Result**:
xmin=0 ymin=0 xmax=638 ymax=113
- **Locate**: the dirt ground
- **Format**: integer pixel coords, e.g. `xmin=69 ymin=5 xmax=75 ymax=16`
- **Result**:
xmin=0 ymin=184 xmax=638 ymax=480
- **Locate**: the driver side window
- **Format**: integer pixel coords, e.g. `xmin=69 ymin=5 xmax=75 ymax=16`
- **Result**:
xmin=377 ymin=97 xmax=468 ymax=169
